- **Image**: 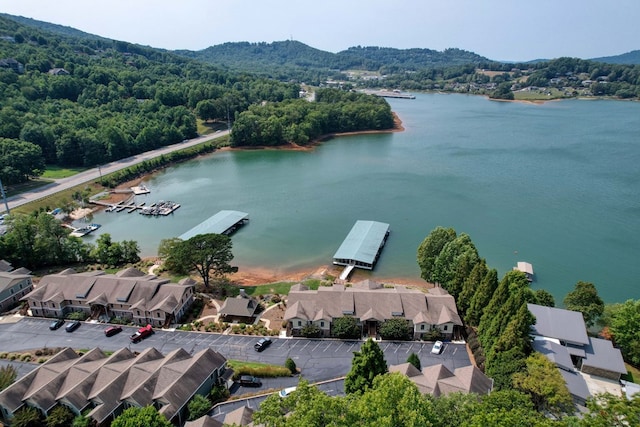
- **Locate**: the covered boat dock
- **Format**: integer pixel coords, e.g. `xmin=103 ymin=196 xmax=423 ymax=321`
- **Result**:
xmin=179 ymin=210 xmax=249 ymax=240
xmin=333 ymin=220 xmax=390 ymax=271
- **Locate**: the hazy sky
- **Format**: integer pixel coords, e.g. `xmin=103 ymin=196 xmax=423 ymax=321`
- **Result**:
xmin=2 ymin=0 xmax=638 ymax=61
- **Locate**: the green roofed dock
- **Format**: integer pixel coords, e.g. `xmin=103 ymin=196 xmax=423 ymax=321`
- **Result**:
xmin=333 ymin=220 xmax=390 ymax=275
xmin=179 ymin=210 xmax=249 ymax=240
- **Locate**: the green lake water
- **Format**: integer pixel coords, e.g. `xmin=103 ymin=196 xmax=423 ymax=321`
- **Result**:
xmin=85 ymin=93 xmax=640 ymax=303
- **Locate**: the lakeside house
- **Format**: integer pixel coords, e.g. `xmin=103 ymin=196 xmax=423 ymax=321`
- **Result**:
xmin=0 ymin=260 xmax=33 ymax=314
xmin=284 ymin=280 xmax=462 ymax=339
xmin=0 ymin=347 xmax=230 ymax=426
xmin=22 ymin=267 xmax=195 ymax=327
xmin=527 ymin=303 xmax=627 ymax=406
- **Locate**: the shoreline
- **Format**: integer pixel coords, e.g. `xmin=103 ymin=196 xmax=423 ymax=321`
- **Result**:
xmin=226 ymin=262 xmax=433 ymax=290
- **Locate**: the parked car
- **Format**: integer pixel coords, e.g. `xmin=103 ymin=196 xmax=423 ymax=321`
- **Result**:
xmin=238 ymin=375 xmax=262 ymax=387
xmin=130 ymin=324 xmax=153 ymax=343
xmin=49 ymin=319 xmax=65 ymax=330
xmin=104 ymin=326 xmax=123 ymax=337
xmin=254 ymin=337 xmax=272 ymax=352
xmin=65 ymin=320 xmax=81 ymax=332
xmin=278 ymin=386 xmax=297 ymax=398
xmin=431 ymin=340 xmax=444 ymax=354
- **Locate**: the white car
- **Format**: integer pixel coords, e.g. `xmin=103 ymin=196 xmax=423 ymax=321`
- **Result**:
xmin=278 ymin=387 xmax=297 ymax=398
xmin=431 ymin=340 xmax=444 ymax=354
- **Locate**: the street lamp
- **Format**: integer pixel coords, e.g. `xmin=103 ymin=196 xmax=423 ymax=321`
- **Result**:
xmin=0 ymin=178 xmax=9 ymax=215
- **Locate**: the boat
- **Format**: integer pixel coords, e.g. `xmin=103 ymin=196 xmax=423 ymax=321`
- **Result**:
xmin=70 ymin=223 xmax=101 ymax=237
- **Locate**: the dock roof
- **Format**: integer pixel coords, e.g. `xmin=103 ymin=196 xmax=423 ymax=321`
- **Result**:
xmin=179 ymin=211 xmax=248 ymax=240
xmin=333 ymin=220 xmax=389 ymax=267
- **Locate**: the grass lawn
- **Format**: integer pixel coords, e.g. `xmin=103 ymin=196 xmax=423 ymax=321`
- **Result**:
xmin=514 ymin=87 xmax=567 ymax=101
xmin=11 ymin=181 xmax=105 ymax=215
xmin=624 ymin=363 xmax=640 ymax=383
xmin=236 ymin=279 xmax=323 ymax=297
xmin=42 ymin=166 xmax=87 ymax=179
xmin=197 ymin=119 xmax=228 ymax=135
xmin=227 ymin=359 xmax=291 ymax=378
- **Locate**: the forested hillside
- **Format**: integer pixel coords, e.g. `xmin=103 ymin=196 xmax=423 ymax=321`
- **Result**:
xmin=0 ymin=15 xmax=299 ymax=185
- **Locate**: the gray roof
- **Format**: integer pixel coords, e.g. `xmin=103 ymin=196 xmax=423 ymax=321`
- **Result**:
xmin=333 ymin=220 xmax=389 ymax=266
xmin=180 ymin=211 xmax=248 ymax=240
xmin=527 ymin=303 xmax=589 ymax=345
xmin=219 ymin=296 xmax=258 ymax=317
xmin=582 ymin=337 xmax=626 ymax=375
xmin=559 ymin=369 xmax=590 ymax=403
xmin=532 ymin=339 xmax=575 ymax=372
xmin=185 ymin=416 xmax=223 ymax=427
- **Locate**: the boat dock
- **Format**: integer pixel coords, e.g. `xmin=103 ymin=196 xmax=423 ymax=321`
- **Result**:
xmin=179 ymin=210 xmax=249 ymax=239
xmin=514 ymin=261 xmax=534 ymax=281
xmin=333 ymin=220 xmax=390 ymax=271
xmin=91 ymin=200 xmax=180 ymax=216
xmin=368 ymin=89 xmax=415 ymax=99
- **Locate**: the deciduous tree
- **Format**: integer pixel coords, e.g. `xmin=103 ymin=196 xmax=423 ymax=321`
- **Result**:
xmin=563 ymin=281 xmax=604 ymax=327
xmin=168 ymin=233 xmax=238 ymax=289
xmin=111 ymin=406 xmax=172 ymax=427
xmin=331 ymin=316 xmax=360 ymax=339
xmin=416 ymin=226 xmax=456 ymax=283
xmin=379 ymin=318 xmax=411 ymax=341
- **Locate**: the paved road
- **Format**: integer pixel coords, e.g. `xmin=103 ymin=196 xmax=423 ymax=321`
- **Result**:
xmin=4 ymin=131 xmax=230 ymax=213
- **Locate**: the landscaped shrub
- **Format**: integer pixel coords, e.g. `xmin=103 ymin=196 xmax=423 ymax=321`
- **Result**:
xmin=67 ymin=311 xmax=89 ymax=321
xmin=301 ymin=324 xmax=322 ymax=338
xmin=379 ymin=318 xmax=412 ymax=341
xmin=421 ymin=329 xmax=444 ymax=342
xmin=285 ymin=358 xmax=297 ymax=374
xmin=232 ymin=365 xmax=291 ymax=379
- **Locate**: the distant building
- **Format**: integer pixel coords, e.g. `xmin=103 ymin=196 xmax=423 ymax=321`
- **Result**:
xmin=0 ymin=58 xmax=23 ymax=73
xmin=0 ymin=347 xmax=230 ymax=426
xmin=48 ymin=67 xmax=70 ymax=75
xmin=22 ymin=267 xmax=195 ymax=327
xmin=284 ymin=280 xmax=462 ymax=339
xmin=0 ymin=260 xmax=32 ymax=313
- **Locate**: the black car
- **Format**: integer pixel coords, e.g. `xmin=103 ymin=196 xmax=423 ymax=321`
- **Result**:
xmin=238 ymin=375 xmax=262 ymax=387
xmin=254 ymin=337 xmax=272 ymax=352
xmin=49 ymin=319 xmax=65 ymax=330
xmin=65 ymin=320 xmax=81 ymax=332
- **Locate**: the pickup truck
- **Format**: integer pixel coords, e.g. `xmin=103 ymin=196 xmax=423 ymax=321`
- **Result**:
xmin=130 ymin=324 xmax=153 ymax=343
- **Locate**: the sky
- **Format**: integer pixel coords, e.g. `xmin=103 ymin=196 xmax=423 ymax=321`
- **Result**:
xmin=1 ymin=0 xmax=639 ymax=61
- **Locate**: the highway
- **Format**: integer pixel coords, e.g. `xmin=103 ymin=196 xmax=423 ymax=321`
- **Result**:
xmin=3 ymin=130 xmax=230 ymax=213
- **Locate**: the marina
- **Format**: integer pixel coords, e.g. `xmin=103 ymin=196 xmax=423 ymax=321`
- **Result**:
xmin=93 ymin=200 xmax=180 ymax=216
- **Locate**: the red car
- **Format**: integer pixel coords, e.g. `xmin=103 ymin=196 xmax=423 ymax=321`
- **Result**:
xmin=104 ymin=326 xmax=123 ymax=337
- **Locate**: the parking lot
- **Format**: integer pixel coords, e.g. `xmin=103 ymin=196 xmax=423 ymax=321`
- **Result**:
xmin=0 ymin=317 xmax=470 ymax=384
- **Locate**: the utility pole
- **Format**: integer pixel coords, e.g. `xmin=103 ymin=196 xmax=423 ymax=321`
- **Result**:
xmin=0 ymin=179 xmax=9 ymax=215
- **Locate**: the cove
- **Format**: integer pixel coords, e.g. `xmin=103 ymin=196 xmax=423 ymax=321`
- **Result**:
xmin=86 ymin=93 xmax=640 ymax=304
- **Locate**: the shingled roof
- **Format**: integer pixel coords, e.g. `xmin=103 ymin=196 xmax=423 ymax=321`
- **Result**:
xmin=284 ymin=280 xmax=461 ymax=326
xmin=0 ymin=347 xmax=227 ymax=425
xmin=390 ymin=363 xmax=493 ymax=397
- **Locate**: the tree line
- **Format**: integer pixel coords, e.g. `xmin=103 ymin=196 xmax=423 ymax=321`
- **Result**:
xmin=0 ymin=15 xmax=300 ymax=185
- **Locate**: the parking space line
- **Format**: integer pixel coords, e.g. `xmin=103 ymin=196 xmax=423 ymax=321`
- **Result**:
xmin=334 ymin=342 xmax=344 ymax=352
xmin=300 ymin=341 xmax=310 ymax=351
xmin=312 ymin=342 xmax=321 ymax=352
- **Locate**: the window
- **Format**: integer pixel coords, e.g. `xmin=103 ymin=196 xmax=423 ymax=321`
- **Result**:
xmin=10 ymin=289 xmax=14 ymax=294
xmin=420 ymin=324 xmax=425 ymax=330
xmin=297 ymin=321 xmax=302 ymax=326
xmin=443 ymin=325 xmax=448 ymax=331
xmin=320 ymin=321 xmax=325 ymax=327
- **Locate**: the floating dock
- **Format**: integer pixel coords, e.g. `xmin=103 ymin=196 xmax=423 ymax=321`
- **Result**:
xmin=179 ymin=210 xmax=249 ymax=240
xmin=333 ymin=220 xmax=390 ymax=270
xmin=91 ymin=200 xmax=179 ymax=216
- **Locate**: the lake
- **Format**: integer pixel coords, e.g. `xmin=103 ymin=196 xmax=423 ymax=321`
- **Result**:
xmin=85 ymin=93 xmax=640 ymax=304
